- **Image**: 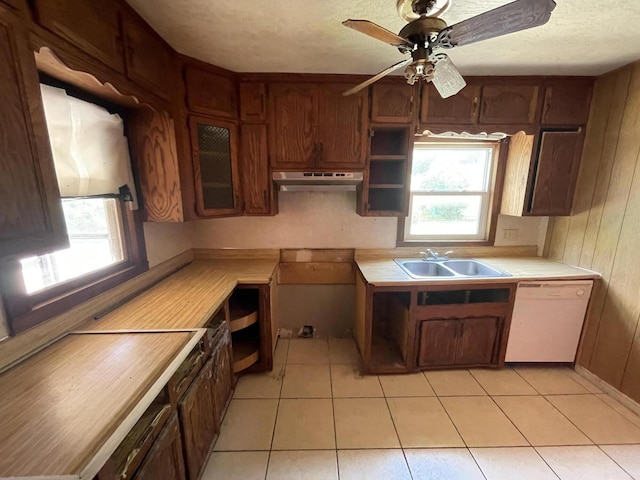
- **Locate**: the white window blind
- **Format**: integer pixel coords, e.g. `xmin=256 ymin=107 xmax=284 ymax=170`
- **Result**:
xmin=39 ymin=84 xmax=138 ymax=208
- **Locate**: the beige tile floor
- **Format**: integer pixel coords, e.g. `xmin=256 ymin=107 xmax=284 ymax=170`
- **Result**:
xmin=204 ymin=337 xmax=640 ymax=480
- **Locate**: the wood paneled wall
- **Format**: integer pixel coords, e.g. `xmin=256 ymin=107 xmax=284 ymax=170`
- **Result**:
xmin=546 ymin=61 xmax=640 ymax=402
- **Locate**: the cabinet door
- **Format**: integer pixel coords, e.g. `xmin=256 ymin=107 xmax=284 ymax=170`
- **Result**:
xmin=417 ymin=319 xmax=458 ymax=367
xmin=317 ymin=83 xmax=368 ymax=169
xmin=541 ymin=80 xmax=593 ymax=126
xmin=371 ymin=83 xmax=413 ymax=124
xmin=529 ymin=130 xmax=584 ymax=216
xmin=212 ymin=330 xmax=232 ymax=428
xmin=1 ymin=0 xmax=23 ymax=11
xmin=128 ymin=110 xmax=183 ymax=222
xmin=479 ymin=84 xmax=539 ymax=125
xmin=240 ymin=82 xmax=266 ymax=123
xmin=455 ymin=317 xmax=499 ymax=366
xmin=0 ymin=7 xmax=67 ymax=258
xmin=190 ymin=115 xmax=241 ymax=217
xmin=133 ymin=414 xmax=186 ymax=480
xmin=33 ymin=0 xmax=124 ymax=73
xmin=186 ymin=66 xmax=238 ymax=119
xmin=179 ymin=360 xmax=217 ymax=480
xmin=240 ymin=124 xmax=271 ymax=215
xmin=122 ymin=12 xmax=174 ymax=99
xmin=420 ymin=83 xmax=481 ymax=125
xmin=268 ymin=83 xmax=318 ymax=168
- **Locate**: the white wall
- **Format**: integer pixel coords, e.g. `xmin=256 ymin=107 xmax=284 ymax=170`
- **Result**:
xmin=192 ymin=192 xmax=398 ymax=249
xmin=191 ymin=192 xmax=546 ymax=251
xmin=143 ymin=221 xmax=193 ymax=267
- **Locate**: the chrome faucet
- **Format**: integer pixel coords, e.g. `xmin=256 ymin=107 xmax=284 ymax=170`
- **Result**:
xmin=420 ymin=249 xmax=454 ymax=261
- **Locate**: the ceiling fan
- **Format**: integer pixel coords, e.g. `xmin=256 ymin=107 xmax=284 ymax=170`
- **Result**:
xmin=342 ymin=0 xmax=556 ymax=98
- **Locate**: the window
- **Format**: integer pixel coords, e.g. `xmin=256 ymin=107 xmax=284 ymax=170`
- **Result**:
xmin=0 ymin=79 xmax=147 ymax=335
xmin=20 ymin=198 xmax=125 ymax=294
xmin=402 ymin=142 xmax=501 ymax=243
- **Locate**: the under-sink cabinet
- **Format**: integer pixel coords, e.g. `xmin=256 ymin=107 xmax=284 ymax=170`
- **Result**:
xmin=355 ymin=271 xmax=516 ymax=374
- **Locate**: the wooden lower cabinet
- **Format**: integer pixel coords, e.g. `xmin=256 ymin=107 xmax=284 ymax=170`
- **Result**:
xmin=178 ymin=359 xmax=217 ymax=480
xmin=132 ymin=414 xmax=186 ymax=480
xmin=418 ymin=317 xmax=500 ymax=368
xmin=417 ymin=319 xmax=458 ymax=367
xmin=456 ymin=317 xmax=500 ymax=365
xmin=356 ymin=279 xmax=515 ymax=373
xmin=211 ymin=327 xmax=233 ymax=428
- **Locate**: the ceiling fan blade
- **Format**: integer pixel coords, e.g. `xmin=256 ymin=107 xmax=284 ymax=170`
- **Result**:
xmin=342 ymin=19 xmax=414 ymax=48
xmin=343 ymin=58 xmax=412 ymax=96
xmin=432 ymin=55 xmax=466 ymax=99
xmin=443 ymin=0 xmax=556 ymax=48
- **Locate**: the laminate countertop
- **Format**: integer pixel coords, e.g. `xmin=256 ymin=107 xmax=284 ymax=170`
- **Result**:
xmin=80 ymin=259 xmax=278 ymax=331
xmin=356 ymin=256 xmax=600 ymax=286
xmin=0 ymin=330 xmax=203 ymax=479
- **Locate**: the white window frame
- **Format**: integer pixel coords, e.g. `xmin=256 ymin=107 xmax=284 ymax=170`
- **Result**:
xmin=404 ymin=141 xmax=500 ymax=242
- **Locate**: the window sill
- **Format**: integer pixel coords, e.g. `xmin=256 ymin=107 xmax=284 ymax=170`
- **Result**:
xmin=9 ymin=263 xmax=148 ymax=335
xmin=396 ymin=240 xmax=495 ymax=248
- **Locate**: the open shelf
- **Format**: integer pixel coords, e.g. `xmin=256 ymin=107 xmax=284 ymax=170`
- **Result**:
xmin=368 ymin=188 xmax=405 ymax=212
xmin=370 ymin=127 xmax=410 ymax=156
xmin=229 ymin=289 xmax=259 ymax=332
xmin=232 ymin=322 xmax=260 ymax=373
xmin=370 ymin=292 xmax=411 ymax=372
xmin=369 ymin=159 xmax=407 ymax=186
xmin=370 ymin=155 xmax=406 ymax=161
xmin=363 ymin=125 xmax=411 ymax=217
xmin=368 ymin=184 xmax=404 ymax=189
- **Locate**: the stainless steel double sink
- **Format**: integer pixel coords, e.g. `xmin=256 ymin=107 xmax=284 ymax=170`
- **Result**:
xmin=394 ymin=259 xmax=512 ymax=279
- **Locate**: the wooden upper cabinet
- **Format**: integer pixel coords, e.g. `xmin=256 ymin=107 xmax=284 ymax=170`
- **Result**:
xmin=317 ymin=83 xmax=368 ymax=169
xmin=189 ymin=115 xmax=241 ymax=217
xmin=268 ymin=82 xmax=318 ymax=169
xmin=132 ymin=415 xmax=186 ymax=480
xmin=479 ymin=84 xmax=539 ymax=125
xmin=1 ymin=0 xmax=23 ymax=11
xmin=239 ymin=82 xmax=266 ymax=123
xmin=186 ymin=66 xmax=238 ymax=119
xmin=542 ymin=79 xmax=594 ymax=126
xmin=128 ymin=110 xmax=183 ymax=222
xmin=420 ymin=83 xmax=481 ymax=125
xmin=371 ymin=83 xmax=414 ymax=124
xmin=0 ymin=6 xmax=67 ymax=258
xmin=529 ymin=130 xmax=584 ymax=216
xmin=122 ymin=11 xmax=174 ymax=100
xmin=240 ymin=124 xmax=272 ymax=215
xmin=33 ymin=0 xmax=124 ymax=73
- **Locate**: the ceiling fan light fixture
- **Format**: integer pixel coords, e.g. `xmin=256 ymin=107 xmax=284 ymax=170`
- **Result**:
xmin=397 ymin=0 xmax=452 ymax=21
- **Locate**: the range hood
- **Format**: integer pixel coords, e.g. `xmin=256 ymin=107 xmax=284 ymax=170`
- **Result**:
xmin=272 ymin=172 xmax=363 ymax=192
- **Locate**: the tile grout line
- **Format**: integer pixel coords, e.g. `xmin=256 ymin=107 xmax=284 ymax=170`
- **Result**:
xmin=328 ymin=341 xmax=341 ymax=480
xmin=533 ymin=445 xmax=574 ymax=480
xmin=264 ymin=337 xmax=290 ymax=480
xmin=511 ymin=367 xmax=545 ymax=395
xmin=539 ymin=394 xmax=599 ymax=446
xmin=596 ymin=444 xmax=639 ymax=479
xmin=378 ymin=374 xmax=415 ymax=480
xmin=487 ymin=394 xmax=532 ymax=448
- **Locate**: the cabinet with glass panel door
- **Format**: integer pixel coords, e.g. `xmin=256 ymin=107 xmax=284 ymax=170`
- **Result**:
xmin=189 ymin=115 xmax=241 ymax=217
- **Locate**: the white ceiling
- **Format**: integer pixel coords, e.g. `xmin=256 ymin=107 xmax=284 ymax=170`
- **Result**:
xmin=125 ymin=0 xmax=640 ymax=76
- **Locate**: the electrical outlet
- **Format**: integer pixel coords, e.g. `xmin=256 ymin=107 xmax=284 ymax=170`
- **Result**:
xmin=503 ymin=229 xmax=519 ymax=241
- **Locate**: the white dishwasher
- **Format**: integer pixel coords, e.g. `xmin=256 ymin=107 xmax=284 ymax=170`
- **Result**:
xmin=505 ymin=280 xmax=593 ymax=363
